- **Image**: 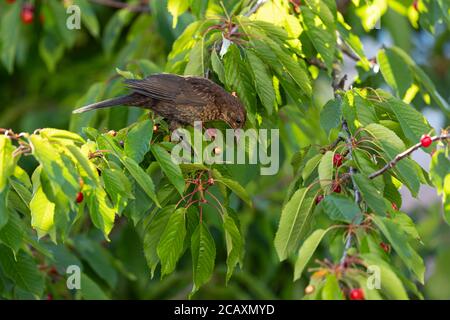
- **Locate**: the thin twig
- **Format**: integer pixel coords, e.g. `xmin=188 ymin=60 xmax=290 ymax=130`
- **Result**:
xmin=369 ymin=133 xmax=450 ymax=179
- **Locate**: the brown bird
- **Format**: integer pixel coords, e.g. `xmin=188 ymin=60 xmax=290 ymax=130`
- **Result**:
xmin=73 ymin=73 xmax=246 ymax=130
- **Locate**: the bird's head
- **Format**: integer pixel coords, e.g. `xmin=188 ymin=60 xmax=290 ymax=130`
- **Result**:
xmin=222 ymin=92 xmax=246 ymax=130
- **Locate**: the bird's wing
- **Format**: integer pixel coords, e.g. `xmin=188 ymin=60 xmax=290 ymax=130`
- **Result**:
xmin=124 ymin=74 xmax=183 ymax=102
xmin=174 ymin=76 xmax=219 ymax=106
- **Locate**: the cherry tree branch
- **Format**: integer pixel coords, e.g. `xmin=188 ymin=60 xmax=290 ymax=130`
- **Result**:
xmin=368 ymin=133 xmax=450 ymax=179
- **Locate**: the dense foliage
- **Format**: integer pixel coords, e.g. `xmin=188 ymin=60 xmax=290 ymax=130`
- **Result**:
xmin=0 ymin=0 xmax=449 ymax=299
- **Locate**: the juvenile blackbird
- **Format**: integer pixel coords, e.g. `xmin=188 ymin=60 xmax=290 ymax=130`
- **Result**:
xmin=73 ymin=73 xmax=246 ymax=130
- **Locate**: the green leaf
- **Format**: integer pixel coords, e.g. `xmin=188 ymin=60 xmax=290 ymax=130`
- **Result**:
xmin=29 ymin=135 xmax=79 ymax=198
xmin=211 ymin=49 xmax=226 ymax=84
xmin=0 ymin=136 xmax=16 ymax=192
xmin=389 ymin=46 xmax=450 ymax=116
xmin=223 ymin=212 xmax=243 ymax=283
xmin=301 ymin=153 xmax=323 ymax=181
xmin=65 ymin=144 xmax=99 ymax=185
xmin=302 ymin=4 xmax=336 ymax=72
xmin=373 ymin=93 xmax=431 ymax=145
xmin=47 ymin=0 xmax=77 ymax=47
xmin=0 ymin=246 xmax=44 ymax=297
xmin=39 ymin=128 xmax=85 ymax=144
xmin=124 ymin=119 xmax=153 ymax=163
xmin=151 ymin=144 xmax=185 ymax=195
xmin=74 ymin=0 xmax=100 ymax=38
xmin=0 ymin=188 xmax=10 ymax=230
xmin=430 ymin=149 xmax=450 ymax=224
xmin=224 ymin=45 xmax=256 ymax=119
xmin=116 ymin=67 xmax=135 ymax=79
xmin=318 ymin=151 xmax=334 ymax=190
xmin=30 ymin=186 xmax=56 ymax=240
xmin=214 ymin=176 xmax=251 ymax=206
xmin=184 ymin=40 xmax=205 ymax=76
xmin=122 ymin=156 xmax=160 ymax=207
xmin=274 ymin=186 xmax=319 ymax=261
xmin=0 ymin=211 xmax=23 ymax=254
xmin=74 ymin=236 xmax=118 ymax=289
xmin=365 ymin=123 xmax=420 ymax=196
xmin=392 ymin=212 xmax=421 ymax=241
xmin=322 ymin=274 xmax=345 ymax=300
xmin=168 ymin=0 xmax=190 ymax=28
xmin=39 ymin=33 xmax=65 ymax=73
xmin=361 ymin=253 xmax=409 ymax=300
xmin=320 ymin=99 xmax=342 ymax=135
xmin=322 ymin=195 xmax=360 ymax=223
xmin=102 ymin=9 xmax=133 ymax=55
xmin=143 ymin=205 xmax=174 ymax=278
xmin=294 ymin=228 xmax=330 ymax=280
xmin=429 ymin=149 xmax=450 ymax=195
xmin=372 ymin=216 xmax=425 ymax=283
xmin=266 ymin=38 xmax=312 ymax=97
xmin=157 ymin=207 xmax=187 ymax=276
xmin=102 ymin=168 xmax=133 ymax=213
xmin=190 ymin=223 xmax=216 ymax=296
xmin=1 ymin=2 xmax=21 ymax=73
xmin=247 ymin=50 xmax=276 ymax=115
xmin=353 ymin=174 xmax=387 ymax=216
xmin=80 ymin=273 xmax=108 ymax=300
xmin=378 ymin=48 xmax=413 ymax=98
xmin=87 ymin=186 xmax=116 ymax=239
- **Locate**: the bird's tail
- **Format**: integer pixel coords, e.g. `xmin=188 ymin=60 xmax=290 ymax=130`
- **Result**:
xmin=72 ymin=94 xmax=138 ymax=114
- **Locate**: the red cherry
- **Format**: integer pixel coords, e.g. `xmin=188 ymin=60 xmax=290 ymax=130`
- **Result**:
xmin=46 ymin=294 xmax=53 ymax=300
xmin=315 ymin=194 xmax=324 ymax=204
xmin=21 ymin=7 xmax=34 ymax=24
xmin=333 ymin=153 xmax=344 ymax=167
xmin=48 ymin=266 xmax=59 ymax=275
xmin=391 ymin=202 xmax=398 ymax=211
xmin=420 ymin=134 xmax=432 ymax=148
xmin=76 ymin=192 xmax=84 ymax=203
xmin=380 ymin=242 xmax=390 ymax=253
xmin=332 ymin=183 xmax=341 ymax=193
xmin=349 ymin=288 xmax=365 ymax=300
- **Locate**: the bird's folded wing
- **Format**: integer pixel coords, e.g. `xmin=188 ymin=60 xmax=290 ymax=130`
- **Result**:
xmin=125 ymin=74 xmax=208 ymax=107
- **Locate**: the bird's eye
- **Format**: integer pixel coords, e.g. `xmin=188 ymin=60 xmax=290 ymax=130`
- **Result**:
xmin=236 ymin=118 xmax=242 ymax=124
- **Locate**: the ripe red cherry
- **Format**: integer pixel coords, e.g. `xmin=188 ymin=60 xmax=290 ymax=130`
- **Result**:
xmin=46 ymin=294 xmax=53 ymax=300
xmin=380 ymin=242 xmax=390 ymax=253
xmin=349 ymin=288 xmax=365 ymax=300
xmin=420 ymin=134 xmax=432 ymax=148
xmin=21 ymin=5 xmax=34 ymax=24
xmin=333 ymin=153 xmax=344 ymax=167
xmin=332 ymin=183 xmax=341 ymax=193
xmin=315 ymin=194 xmax=324 ymax=204
xmin=391 ymin=202 xmax=398 ymax=211
xmin=76 ymin=192 xmax=84 ymax=203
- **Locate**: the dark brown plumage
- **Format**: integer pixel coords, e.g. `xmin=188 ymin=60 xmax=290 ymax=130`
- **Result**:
xmin=73 ymin=73 xmax=246 ymax=130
